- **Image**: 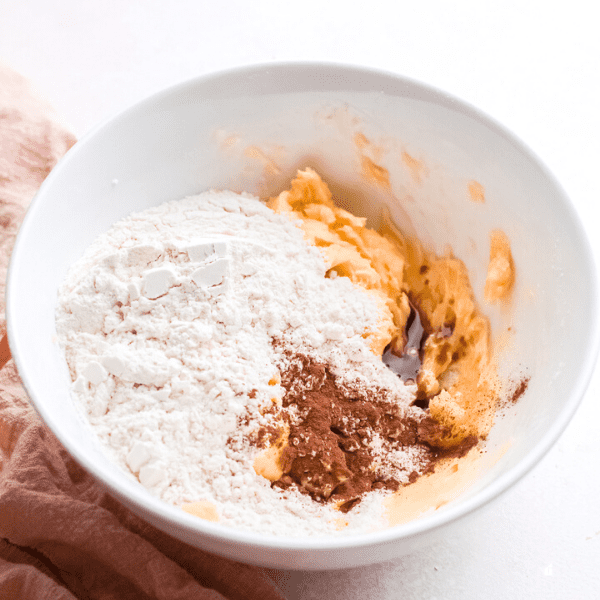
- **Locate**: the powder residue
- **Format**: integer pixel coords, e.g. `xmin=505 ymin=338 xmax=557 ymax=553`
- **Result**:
xmin=508 ymin=376 xmax=530 ymax=404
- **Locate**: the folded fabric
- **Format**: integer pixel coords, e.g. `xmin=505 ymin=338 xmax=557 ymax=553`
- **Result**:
xmin=0 ymin=335 xmax=9 ymax=371
xmin=0 ymin=63 xmax=284 ymax=600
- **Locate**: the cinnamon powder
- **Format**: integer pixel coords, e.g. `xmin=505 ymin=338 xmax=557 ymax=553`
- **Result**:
xmin=267 ymin=353 xmax=477 ymax=512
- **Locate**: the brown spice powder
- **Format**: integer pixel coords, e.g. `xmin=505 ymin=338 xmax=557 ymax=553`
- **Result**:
xmin=508 ymin=376 xmax=530 ymax=404
xmin=267 ymin=352 xmax=477 ymax=512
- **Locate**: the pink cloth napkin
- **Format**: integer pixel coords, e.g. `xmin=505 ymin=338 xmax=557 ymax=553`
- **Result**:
xmin=0 ymin=64 xmax=285 ymax=600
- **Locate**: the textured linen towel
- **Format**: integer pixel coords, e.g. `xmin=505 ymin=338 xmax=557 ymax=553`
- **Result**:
xmin=0 ymin=63 xmax=285 ymax=600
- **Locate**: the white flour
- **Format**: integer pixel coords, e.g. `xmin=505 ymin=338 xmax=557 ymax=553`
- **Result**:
xmin=56 ymin=190 xmax=420 ymax=536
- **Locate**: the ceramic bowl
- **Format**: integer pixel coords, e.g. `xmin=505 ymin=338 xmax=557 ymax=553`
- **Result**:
xmin=7 ymin=63 xmax=599 ymax=569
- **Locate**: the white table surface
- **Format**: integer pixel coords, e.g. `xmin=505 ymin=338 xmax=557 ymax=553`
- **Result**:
xmin=2 ymin=1 xmax=599 ymax=598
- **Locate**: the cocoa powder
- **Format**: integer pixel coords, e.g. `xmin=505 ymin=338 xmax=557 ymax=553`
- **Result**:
xmin=267 ymin=352 xmax=477 ymax=512
xmin=509 ymin=376 xmax=530 ymax=404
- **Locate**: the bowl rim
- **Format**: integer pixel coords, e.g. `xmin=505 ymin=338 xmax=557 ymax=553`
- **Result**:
xmin=7 ymin=60 xmax=600 ymax=554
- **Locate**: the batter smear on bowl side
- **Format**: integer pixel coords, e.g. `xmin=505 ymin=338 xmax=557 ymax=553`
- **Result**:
xmin=55 ymin=169 xmax=510 ymax=536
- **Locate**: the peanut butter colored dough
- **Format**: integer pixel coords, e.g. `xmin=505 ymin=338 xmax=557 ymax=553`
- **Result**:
xmin=268 ymin=168 xmax=503 ymax=447
xmin=384 ymin=441 xmax=511 ymax=526
xmin=181 ymin=500 xmax=219 ymax=522
xmin=468 ymin=180 xmax=486 ymax=203
xmin=485 ymin=230 xmax=515 ymax=303
xmin=253 ymin=427 xmax=289 ymax=482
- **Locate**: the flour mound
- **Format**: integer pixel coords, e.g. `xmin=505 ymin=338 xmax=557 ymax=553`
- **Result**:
xmin=56 ymin=190 xmax=419 ymax=536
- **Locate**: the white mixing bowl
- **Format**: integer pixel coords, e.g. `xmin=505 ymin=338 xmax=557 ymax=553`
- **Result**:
xmin=6 ymin=63 xmax=599 ymax=570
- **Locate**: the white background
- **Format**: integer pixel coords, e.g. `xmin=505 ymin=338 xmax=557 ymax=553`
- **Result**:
xmin=2 ymin=1 xmax=599 ymax=598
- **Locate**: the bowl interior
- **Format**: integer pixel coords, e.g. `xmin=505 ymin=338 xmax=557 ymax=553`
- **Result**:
xmin=7 ymin=64 xmax=598 ymax=568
